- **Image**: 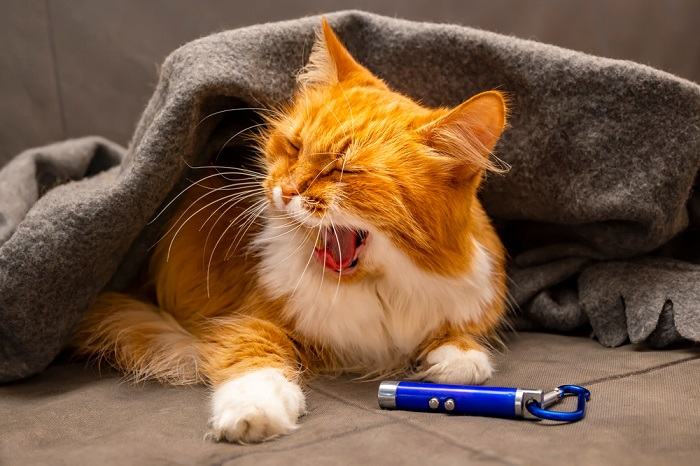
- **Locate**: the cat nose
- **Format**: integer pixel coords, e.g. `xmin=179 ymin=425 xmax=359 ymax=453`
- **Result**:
xmin=280 ymin=183 xmax=298 ymax=205
xmin=275 ymin=183 xmax=298 ymax=207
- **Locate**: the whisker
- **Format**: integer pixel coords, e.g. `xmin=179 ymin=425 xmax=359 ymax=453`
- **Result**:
xmin=150 ymin=182 xmax=250 ymax=251
xmin=317 ymin=225 xmax=328 ymax=298
xmin=289 ymin=213 xmax=326 ymax=300
xmin=199 ymin=188 xmax=266 ymax=232
xmin=328 ymin=217 xmax=343 ymax=305
xmin=257 ymin=209 xmax=316 ymax=243
xmin=205 ymin=183 xmax=266 ymax=194
xmin=195 ymin=107 xmax=281 ymax=129
xmin=161 ymin=190 xmax=243 ymax=261
xmin=225 ymin=201 xmax=270 ymax=259
xmin=215 ymin=123 xmax=269 ymax=162
xmin=180 ymin=159 xmax=267 ymax=181
xmin=206 ymin=198 xmax=268 ymax=296
xmin=269 ymin=228 xmax=315 ymax=265
xmin=189 ymin=180 xmax=265 ymax=191
xmin=149 ymin=170 xmax=258 ymax=225
xmin=160 ymin=187 xmax=263 ymax=263
xmin=198 ymin=161 xmax=267 ymax=185
xmin=201 ymin=193 xmax=267 ymax=267
xmin=256 ymin=215 xmax=318 ymax=266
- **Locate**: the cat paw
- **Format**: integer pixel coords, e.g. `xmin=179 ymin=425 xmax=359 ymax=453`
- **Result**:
xmin=208 ymin=368 xmax=306 ymax=443
xmin=419 ymin=345 xmax=493 ymax=385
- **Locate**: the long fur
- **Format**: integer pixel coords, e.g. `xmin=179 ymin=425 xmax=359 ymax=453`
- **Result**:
xmin=72 ymin=19 xmax=510 ymax=439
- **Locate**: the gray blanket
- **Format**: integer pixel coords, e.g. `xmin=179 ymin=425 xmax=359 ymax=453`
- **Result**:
xmin=1 ymin=11 xmax=699 ymax=383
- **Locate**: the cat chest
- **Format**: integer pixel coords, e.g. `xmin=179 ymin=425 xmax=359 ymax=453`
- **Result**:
xmin=287 ymin=285 xmax=462 ymax=367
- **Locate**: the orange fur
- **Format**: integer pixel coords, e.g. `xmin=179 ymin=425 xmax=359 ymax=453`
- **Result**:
xmin=72 ymin=19 xmax=509 ymax=429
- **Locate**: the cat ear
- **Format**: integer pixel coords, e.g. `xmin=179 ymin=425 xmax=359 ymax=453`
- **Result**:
xmin=419 ymin=90 xmax=508 ymax=176
xmin=298 ymin=18 xmax=384 ymax=88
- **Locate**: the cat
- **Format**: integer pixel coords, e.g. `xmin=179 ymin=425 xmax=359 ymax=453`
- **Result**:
xmin=72 ymin=19 xmax=509 ymax=443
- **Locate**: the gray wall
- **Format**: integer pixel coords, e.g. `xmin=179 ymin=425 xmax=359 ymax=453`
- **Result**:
xmin=2 ymin=0 xmax=699 ymax=165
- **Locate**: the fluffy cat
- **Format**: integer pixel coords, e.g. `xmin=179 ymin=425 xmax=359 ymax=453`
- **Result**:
xmin=73 ymin=19 xmax=509 ymax=443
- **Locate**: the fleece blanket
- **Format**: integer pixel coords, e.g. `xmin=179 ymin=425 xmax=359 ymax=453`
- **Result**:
xmin=1 ymin=11 xmax=699 ymax=383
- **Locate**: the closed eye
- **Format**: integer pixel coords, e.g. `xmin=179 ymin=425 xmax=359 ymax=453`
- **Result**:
xmin=285 ymin=137 xmax=301 ymax=155
xmin=331 ymin=166 xmax=361 ymax=175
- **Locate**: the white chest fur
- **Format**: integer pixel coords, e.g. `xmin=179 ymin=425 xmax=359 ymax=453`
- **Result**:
xmin=255 ymin=216 xmax=495 ymax=373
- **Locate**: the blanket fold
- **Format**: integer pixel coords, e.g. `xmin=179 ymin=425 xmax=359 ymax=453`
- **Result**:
xmin=1 ymin=11 xmax=699 ymax=382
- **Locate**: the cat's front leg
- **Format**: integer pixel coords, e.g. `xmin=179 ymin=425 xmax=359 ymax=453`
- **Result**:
xmin=199 ymin=317 xmax=306 ymax=443
xmin=419 ymin=343 xmax=494 ymax=385
xmin=209 ymin=367 xmax=306 ymax=443
xmin=416 ymin=329 xmax=495 ymax=385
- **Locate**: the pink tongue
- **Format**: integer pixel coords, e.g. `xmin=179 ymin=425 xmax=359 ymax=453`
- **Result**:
xmin=321 ymin=228 xmax=357 ymax=271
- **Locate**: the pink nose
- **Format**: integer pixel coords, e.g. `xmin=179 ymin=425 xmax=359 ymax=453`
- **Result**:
xmin=280 ymin=183 xmax=298 ymax=205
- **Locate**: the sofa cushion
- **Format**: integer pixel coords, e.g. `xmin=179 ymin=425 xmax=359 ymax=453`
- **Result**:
xmin=2 ymin=332 xmax=698 ymax=466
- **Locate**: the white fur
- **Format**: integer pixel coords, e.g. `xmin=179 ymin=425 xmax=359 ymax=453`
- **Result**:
xmin=255 ymin=201 xmax=497 ymax=374
xmin=209 ymin=368 xmax=306 ymax=443
xmin=272 ymin=186 xmax=285 ymax=210
xmin=419 ymin=344 xmax=494 ymax=385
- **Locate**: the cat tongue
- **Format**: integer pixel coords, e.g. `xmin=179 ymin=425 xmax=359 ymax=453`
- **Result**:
xmin=320 ymin=228 xmax=357 ymax=271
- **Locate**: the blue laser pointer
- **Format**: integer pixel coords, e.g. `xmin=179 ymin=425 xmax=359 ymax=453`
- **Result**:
xmin=378 ymin=381 xmax=591 ymax=422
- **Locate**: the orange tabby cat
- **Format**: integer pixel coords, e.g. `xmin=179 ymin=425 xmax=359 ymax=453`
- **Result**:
xmin=73 ymin=19 xmax=508 ymax=443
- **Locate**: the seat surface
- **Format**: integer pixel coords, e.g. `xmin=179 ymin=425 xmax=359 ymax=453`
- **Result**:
xmin=1 ymin=332 xmax=698 ymax=465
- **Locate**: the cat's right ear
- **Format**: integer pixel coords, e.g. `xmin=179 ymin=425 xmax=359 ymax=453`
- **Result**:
xmin=298 ymin=18 xmax=385 ymax=89
xmin=419 ymin=91 xmax=509 ymax=178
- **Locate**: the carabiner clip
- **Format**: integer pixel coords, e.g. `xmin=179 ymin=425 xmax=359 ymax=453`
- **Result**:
xmin=526 ymin=384 xmax=591 ymax=422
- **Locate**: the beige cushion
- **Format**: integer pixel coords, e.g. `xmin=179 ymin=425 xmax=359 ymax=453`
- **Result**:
xmin=2 ymin=332 xmax=698 ymax=465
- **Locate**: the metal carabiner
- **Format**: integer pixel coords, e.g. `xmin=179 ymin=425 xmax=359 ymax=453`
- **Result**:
xmin=525 ymin=384 xmax=591 ymax=422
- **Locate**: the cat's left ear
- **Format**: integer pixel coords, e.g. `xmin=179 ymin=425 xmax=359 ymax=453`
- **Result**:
xmin=419 ymin=90 xmax=508 ymax=177
xmin=298 ymin=18 xmax=386 ymax=88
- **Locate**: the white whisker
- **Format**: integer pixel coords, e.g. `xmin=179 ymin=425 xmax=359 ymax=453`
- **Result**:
xmin=149 ymin=170 xmax=256 ymax=225
xmin=225 ymin=202 xmax=270 ymax=260
xmin=289 ymin=213 xmax=326 ymax=300
xmin=215 ymin=123 xmax=269 ymax=162
xmin=204 ymin=197 xmax=269 ymax=295
xmin=151 ymin=184 xmax=247 ymax=253
xmin=199 ymin=188 xmax=266 ymax=232
xmin=195 ymin=107 xmax=280 ymax=128
xmin=328 ymin=217 xmax=343 ymax=305
xmin=201 ymin=194 xmax=267 ymax=270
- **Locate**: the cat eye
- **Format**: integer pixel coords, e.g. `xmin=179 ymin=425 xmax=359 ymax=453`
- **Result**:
xmin=331 ymin=166 xmax=361 ymax=175
xmin=287 ymin=138 xmax=301 ymax=152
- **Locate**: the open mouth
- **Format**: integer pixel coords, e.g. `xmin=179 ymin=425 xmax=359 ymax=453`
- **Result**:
xmin=314 ymin=227 xmax=368 ymax=275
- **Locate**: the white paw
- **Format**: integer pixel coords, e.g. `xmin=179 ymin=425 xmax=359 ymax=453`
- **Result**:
xmin=420 ymin=345 xmax=493 ymax=385
xmin=208 ymin=368 xmax=306 ymax=443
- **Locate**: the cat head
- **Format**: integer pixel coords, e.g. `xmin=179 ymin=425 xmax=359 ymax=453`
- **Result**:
xmin=258 ymin=19 xmax=507 ymax=281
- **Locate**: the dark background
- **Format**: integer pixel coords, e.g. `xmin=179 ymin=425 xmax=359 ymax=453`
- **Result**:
xmin=2 ymin=0 xmax=699 ymax=165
